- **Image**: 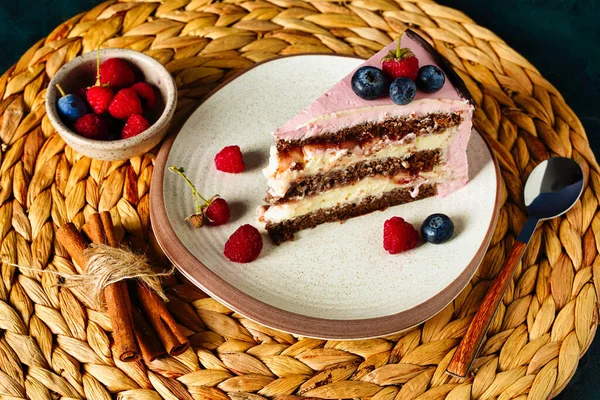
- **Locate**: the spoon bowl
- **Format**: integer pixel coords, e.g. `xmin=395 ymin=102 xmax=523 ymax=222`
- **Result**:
xmin=524 ymin=157 xmax=584 ymax=220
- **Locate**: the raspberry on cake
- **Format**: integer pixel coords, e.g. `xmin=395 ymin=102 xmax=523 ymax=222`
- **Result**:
xmin=259 ymin=30 xmax=474 ymax=244
xmin=381 ymin=38 xmax=419 ymax=80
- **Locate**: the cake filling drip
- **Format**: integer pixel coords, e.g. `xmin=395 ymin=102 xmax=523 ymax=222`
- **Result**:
xmin=264 ymin=184 xmax=437 ymax=244
xmin=276 ymin=112 xmax=462 ymax=151
xmin=271 ymin=149 xmax=441 ymax=203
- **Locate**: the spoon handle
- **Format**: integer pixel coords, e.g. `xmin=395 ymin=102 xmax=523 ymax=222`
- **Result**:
xmin=446 ymin=240 xmax=528 ymax=378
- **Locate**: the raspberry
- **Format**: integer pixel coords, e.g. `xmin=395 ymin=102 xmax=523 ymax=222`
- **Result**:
xmin=109 ymin=88 xmax=143 ymax=120
xmin=132 ymin=82 xmax=156 ymax=109
xmin=169 ymin=166 xmax=233 ymax=229
xmin=383 ymin=217 xmax=419 ymax=254
xmin=86 ymin=86 xmax=114 ymax=114
xmin=381 ymin=42 xmax=419 ymax=80
xmin=122 ymin=114 xmax=150 ymax=139
xmin=205 ymin=198 xmax=230 ymax=226
xmin=214 ymin=145 xmax=245 ymax=173
xmin=99 ymin=58 xmax=135 ymax=88
xmin=224 ymin=224 xmax=263 ymax=263
xmin=382 ymin=56 xmax=419 ymax=81
xmin=74 ymin=113 xmax=109 ymax=140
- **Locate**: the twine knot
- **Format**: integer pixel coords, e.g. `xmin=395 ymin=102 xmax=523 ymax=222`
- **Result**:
xmin=75 ymin=244 xmax=172 ymax=309
xmin=6 ymin=244 xmax=174 ymax=310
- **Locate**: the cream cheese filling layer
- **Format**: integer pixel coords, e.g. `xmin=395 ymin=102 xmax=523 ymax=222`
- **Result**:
xmin=262 ymin=169 xmax=446 ymax=224
xmin=264 ymin=126 xmax=458 ymax=199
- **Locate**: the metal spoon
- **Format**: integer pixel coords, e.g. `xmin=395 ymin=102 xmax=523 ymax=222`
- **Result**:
xmin=447 ymin=157 xmax=584 ymax=378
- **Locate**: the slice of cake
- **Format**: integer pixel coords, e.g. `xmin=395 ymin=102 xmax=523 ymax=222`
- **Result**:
xmin=260 ymin=30 xmax=474 ymax=244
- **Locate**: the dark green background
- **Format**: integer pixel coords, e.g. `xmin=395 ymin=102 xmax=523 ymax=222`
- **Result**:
xmin=0 ymin=1 xmax=598 ymax=398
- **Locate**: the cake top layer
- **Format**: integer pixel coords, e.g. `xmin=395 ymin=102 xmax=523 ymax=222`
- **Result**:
xmin=274 ymin=30 xmax=472 ymax=140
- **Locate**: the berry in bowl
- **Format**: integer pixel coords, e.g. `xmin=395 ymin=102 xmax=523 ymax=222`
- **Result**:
xmin=46 ymin=48 xmax=177 ymax=161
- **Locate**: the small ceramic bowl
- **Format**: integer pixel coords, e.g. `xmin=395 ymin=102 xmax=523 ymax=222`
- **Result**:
xmin=46 ymin=48 xmax=177 ymax=161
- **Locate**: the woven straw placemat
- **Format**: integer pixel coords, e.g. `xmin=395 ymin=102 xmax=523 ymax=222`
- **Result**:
xmin=0 ymin=0 xmax=598 ymax=399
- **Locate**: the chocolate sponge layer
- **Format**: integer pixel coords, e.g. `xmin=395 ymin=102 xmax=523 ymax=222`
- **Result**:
xmin=276 ymin=113 xmax=461 ymax=152
xmin=266 ymin=184 xmax=436 ymax=244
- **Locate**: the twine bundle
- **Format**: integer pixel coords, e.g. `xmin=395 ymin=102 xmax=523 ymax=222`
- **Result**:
xmin=6 ymin=244 xmax=172 ymax=310
xmin=80 ymin=244 xmax=171 ymax=309
xmin=0 ymin=0 xmax=598 ymax=399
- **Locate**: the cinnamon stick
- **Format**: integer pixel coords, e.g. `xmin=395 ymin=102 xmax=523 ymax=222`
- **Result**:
xmin=100 ymin=211 xmax=119 ymax=247
xmin=82 ymin=213 xmax=107 ymax=245
xmin=86 ymin=212 xmax=167 ymax=362
xmin=56 ymin=223 xmax=87 ymax=268
xmin=103 ymin=280 xmax=139 ymax=362
xmin=97 ymin=212 xmax=189 ymax=357
xmin=121 ymin=234 xmax=191 ymax=352
xmin=166 ymin=284 xmax=209 ymax=303
xmin=165 ymin=293 xmax=205 ymax=331
xmin=132 ymin=282 xmax=190 ymax=356
xmin=57 ymin=222 xmax=140 ymax=362
xmin=131 ymin=305 xmax=166 ymax=362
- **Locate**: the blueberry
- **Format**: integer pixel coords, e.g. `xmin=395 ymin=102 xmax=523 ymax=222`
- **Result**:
xmin=416 ymin=65 xmax=445 ymax=93
xmin=57 ymin=94 xmax=87 ymax=122
xmin=351 ymin=66 xmax=388 ymax=100
xmin=389 ymin=77 xmax=416 ymax=105
xmin=421 ymin=213 xmax=454 ymax=244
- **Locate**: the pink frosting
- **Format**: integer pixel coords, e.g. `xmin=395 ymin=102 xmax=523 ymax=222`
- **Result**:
xmin=274 ymin=34 xmax=466 ymax=139
xmin=278 ymin=99 xmax=469 ymax=142
xmin=437 ymin=109 xmax=473 ymax=197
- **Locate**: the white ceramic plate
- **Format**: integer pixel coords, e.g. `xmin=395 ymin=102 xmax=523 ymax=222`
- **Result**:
xmin=151 ymin=55 xmax=500 ymax=339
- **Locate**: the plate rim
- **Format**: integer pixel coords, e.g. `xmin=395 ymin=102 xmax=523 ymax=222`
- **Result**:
xmin=150 ymin=54 xmax=502 ymax=340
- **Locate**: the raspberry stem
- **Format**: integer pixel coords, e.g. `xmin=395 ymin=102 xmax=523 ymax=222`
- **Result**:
xmin=168 ymin=166 xmax=209 ymax=213
xmin=95 ymin=46 xmax=101 ymax=86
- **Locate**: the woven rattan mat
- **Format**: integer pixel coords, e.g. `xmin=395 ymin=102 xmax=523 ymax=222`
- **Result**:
xmin=1 ymin=1 xmax=599 ymax=399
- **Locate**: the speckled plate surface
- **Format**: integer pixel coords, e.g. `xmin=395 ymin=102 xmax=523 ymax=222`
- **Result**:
xmin=150 ymin=55 xmax=501 ymax=339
